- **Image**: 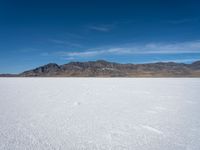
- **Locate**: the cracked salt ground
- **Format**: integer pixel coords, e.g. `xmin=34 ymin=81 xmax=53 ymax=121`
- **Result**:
xmin=0 ymin=78 xmax=200 ymax=150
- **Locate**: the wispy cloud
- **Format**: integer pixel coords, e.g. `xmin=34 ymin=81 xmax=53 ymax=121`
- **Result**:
xmin=142 ymin=58 xmax=200 ymax=64
xmin=65 ymin=32 xmax=84 ymax=39
xmin=50 ymin=39 xmax=66 ymax=44
xmin=19 ymin=48 xmax=42 ymax=53
xmin=87 ymin=20 xmax=135 ymax=32
xmin=88 ymin=24 xmax=114 ymax=32
xmin=50 ymin=39 xmax=82 ymax=48
xmin=89 ymin=26 xmax=110 ymax=32
xmin=166 ymin=18 xmax=199 ymax=24
xmin=57 ymin=40 xmax=200 ymax=59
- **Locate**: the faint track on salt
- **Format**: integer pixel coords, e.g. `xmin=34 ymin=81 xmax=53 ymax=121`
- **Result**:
xmin=141 ymin=125 xmax=163 ymax=135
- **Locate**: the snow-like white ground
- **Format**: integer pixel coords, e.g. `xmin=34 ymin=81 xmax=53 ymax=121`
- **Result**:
xmin=0 ymin=78 xmax=200 ymax=150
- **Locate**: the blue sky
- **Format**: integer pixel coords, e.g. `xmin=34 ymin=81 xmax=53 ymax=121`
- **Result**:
xmin=0 ymin=0 xmax=200 ymax=73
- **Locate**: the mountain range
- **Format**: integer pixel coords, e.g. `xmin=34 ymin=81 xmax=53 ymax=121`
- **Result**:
xmin=1 ymin=60 xmax=200 ymax=77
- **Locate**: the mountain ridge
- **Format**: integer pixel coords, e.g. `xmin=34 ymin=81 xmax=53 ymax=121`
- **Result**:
xmin=1 ymin=60 xmax=200 ymax=77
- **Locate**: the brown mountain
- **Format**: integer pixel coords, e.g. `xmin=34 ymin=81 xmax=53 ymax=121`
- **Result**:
xmin=1 ymin=60 xmax=200 ymax=77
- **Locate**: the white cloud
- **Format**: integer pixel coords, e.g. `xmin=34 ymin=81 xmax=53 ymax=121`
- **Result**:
xmin=57 ymin=40 xmax=200 ymax=59
xmin=166 ymin=18 xmax=199 ymax=24
xmin=142 ymin=58 xmax=200 ymax=64
xmin=50 ymin=39 xmax=66 ymax=44
xmin=50 ymin=39 xmax=82 ymax=48
xmin=89 ymin=26 xmax=110 ymax=32
xmin=65 ymin=32 xmax=85 ymax=39
xmin=88 ymin=24 xmax=114 ymax=32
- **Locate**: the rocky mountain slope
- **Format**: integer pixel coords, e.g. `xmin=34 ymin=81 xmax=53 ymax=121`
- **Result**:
xmin=11 ymin=60 xmax=200 ymax=77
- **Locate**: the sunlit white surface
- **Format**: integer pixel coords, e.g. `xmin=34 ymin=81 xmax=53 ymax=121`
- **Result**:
xmin=0 ymin=78 xmax=200 ymax=150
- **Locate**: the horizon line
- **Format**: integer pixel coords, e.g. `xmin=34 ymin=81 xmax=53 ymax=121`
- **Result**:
xmin=1 ymin=59 xmax=199 ymax=75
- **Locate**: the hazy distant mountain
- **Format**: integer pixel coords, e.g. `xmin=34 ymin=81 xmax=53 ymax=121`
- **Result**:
xmin=1 ymin=60 xmax=200 ymax=77
xmin=0 ymin=74 xmax=18 ymax=77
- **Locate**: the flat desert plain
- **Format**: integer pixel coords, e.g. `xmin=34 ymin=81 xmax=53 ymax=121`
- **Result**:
xmin=0 ymin=78 xmax=200 ymax=150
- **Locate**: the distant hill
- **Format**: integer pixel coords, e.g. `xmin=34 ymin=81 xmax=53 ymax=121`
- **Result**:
xmin=1 ymin=60 xmax=200 ymax=77
xmin=0 ymin=74 xmax=18 ymax=77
